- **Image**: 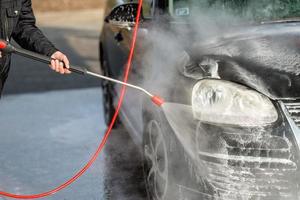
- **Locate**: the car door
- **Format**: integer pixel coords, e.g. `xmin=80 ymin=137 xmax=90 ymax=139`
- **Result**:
xmin=105 ymin=0 xmax=158 ymax=145
xmin=118 ymin=0 xmax=159 ymax=146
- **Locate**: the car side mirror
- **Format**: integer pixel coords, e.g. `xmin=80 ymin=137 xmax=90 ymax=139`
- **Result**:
xmin=105 ymin=3 xmax=143 ymax=27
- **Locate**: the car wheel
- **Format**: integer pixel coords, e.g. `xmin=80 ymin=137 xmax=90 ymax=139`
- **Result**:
xmin=142 ymin=107 xmax=180 ymax=200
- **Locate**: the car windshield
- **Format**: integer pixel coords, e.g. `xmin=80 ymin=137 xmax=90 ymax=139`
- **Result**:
xmin=170 ymin=0 xmax=300 ymax=22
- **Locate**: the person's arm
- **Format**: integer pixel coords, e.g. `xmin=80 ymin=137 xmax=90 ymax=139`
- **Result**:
xmin=12 ymin=0 xmax=70 ymax=74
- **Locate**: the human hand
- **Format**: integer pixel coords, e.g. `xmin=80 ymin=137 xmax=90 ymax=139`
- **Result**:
xmin=50 ymin=51 xmax=71 ymax=74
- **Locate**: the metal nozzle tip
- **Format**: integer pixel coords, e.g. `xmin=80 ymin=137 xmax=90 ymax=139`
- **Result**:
xmin=151 ymin=95 xmax=164 ymax=107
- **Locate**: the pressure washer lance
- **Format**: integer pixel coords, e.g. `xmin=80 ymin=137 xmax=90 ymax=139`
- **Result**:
xmin=0 ymin=39 xmax=164 ymax=106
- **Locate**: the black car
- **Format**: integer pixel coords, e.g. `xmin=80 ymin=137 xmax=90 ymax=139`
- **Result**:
xmin=100 ymin=0 xmax=300 ymax=199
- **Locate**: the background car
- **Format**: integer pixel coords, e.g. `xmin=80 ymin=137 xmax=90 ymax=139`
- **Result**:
xmin=100 ymin=0 xmax=300 ymax=199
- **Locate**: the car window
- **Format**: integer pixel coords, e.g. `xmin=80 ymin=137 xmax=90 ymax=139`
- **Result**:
xmin=143 ymin=0 xmax=155 ymax=18
xmin=170 ymin=0 xmax=300 ymax=22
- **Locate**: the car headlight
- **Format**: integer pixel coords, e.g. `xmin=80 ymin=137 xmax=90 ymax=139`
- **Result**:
xmin=192 ymin=79 xmax=278 ymax=126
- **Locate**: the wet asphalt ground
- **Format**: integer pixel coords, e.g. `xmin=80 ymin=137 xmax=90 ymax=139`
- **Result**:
xmin=0 ymin=9 xmax=147 ymax=200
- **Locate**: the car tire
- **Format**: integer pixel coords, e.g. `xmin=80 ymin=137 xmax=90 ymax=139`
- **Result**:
xmin=142 ymin=105 xmax=181 ymax=200
xmin=100 ymin=43 xmax=119 ymax=127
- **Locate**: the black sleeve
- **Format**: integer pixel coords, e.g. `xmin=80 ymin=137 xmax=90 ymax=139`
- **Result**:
xmin=12 ymin=0 xmax=58 ymax=56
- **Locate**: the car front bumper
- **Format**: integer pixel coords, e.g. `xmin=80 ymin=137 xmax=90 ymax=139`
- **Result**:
xmin=164 ymin=102 xmax=300 ymax=200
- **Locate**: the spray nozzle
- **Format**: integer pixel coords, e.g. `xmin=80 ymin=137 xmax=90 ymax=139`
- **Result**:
xmin=151 ymin=95 xmax=165 ymax=107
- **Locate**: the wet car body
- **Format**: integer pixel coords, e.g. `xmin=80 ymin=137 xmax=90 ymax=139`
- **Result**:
xmin=100 ymin=0 xmax=300 ymax=199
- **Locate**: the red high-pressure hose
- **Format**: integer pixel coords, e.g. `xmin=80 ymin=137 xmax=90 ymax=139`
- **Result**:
xmin=0 ymin=0 xmax=143 ymax=199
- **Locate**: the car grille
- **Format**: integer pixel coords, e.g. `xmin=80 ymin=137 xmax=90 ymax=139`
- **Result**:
xmin=197 ymin=130 xmax=298 ymax=200
xmin=282 ymin=100 xmax=300 ymax=129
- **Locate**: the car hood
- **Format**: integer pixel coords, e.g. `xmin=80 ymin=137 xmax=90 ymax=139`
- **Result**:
xmin=187 ymin=22 xmax=300 ymax=99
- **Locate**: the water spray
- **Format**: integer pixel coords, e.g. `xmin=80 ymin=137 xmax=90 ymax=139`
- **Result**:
xmin=0 ymin=39 xmax=164 ymax=107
